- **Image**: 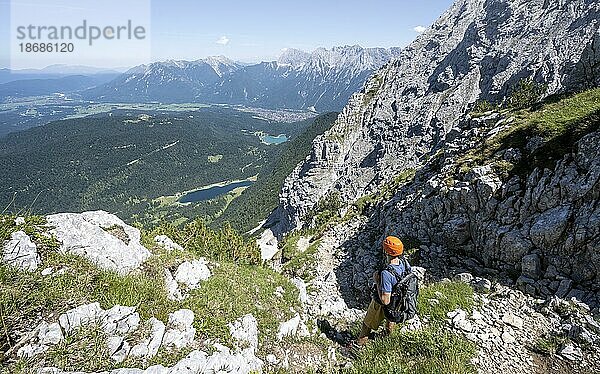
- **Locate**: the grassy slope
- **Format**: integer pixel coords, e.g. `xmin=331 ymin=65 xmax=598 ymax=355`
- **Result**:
xmin=0 ymin=215 xmax=299 ymax=371
xmin=349 ymin=282 xmax=476 ymax=374
xmin=462 ymin=88 xmax=600 ymax=177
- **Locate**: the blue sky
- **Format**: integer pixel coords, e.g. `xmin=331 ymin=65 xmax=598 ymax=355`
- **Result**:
xmin=0 ymin=0 xmax=454 ymax=69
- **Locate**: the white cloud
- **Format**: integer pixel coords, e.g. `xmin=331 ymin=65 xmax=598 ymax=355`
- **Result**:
xmin=414 ymin=26 xmax=427 ymax=33
xmin=216 ymin=36 xmax=230 ymax=45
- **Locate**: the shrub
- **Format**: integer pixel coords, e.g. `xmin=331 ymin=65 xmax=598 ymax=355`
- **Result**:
xmin=144 ymin=218 xmax=260 ymax=265
xmin=506 ymin=79 xmax=546 ymax=109
xmin=472 ymin=100 xmax=496 ymax=114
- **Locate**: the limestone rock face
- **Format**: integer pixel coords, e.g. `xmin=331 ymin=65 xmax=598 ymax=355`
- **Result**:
xmin=379 ymin=128 xmax=600 ymax=304
xmin=257 ymin=228 xmax=279 ymax=261
xmin=2 ymin=231 xmax=40 ymax=271
xmin=228 ymin=314 xmax=259 ymax=349
xmin=276 ymin=314 xmax=309 ymax=340
xmin=129 ymin=317 xmax=165 ymax=359
xmin=58 ymin=302 xmax=105 ymax=335
xmin=31 ymin=307 xmax=263 ymax=374
xmin=268 ymin=0 xmax=600 ymax=236
xmin=46 ymin=211 xmax=151 ymax=274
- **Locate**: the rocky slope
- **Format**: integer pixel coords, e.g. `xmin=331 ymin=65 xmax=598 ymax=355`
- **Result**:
xmin=268 ymin=0 xmax=600 ymax=235
xmin=4 ymin=208 xmax=600 ymax=373
xmin=84 ymin=46 xmax=402 ymax=111
xmin=266 ymin=0 xmax=600 ymax=313
xmin=1 ymin=212 xmax=303 ymax=373
xmin=257 ymin=0 xmax=600 ymax=371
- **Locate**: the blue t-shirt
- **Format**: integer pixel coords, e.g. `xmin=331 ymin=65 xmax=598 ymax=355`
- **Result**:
xmin=381 ymin=261 xmax=411 ymax=294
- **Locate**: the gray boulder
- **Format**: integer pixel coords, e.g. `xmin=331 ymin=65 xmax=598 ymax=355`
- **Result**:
xmin=521 ymin=254 xmax=541 ymax=280
xmin=154 ymin=235 xmax=184 ymax=251
xmin=162 ymin=309 xmax=196 ymax=349
xmin=58 ymin=302 xmax=104 ymax=334
xmin=529 ymin=206 xmax=571 ymax=248
xmin=3 ymin=231 xmax=40 ymax=271
xmin=228 ymin=314 xmax=259 ymax=349
xmin=129 ymin=317 xmax=165 ymax=359
xmin=47 ymin=211 xmax=151 ymax=275
xmin=499 ymin=231 xmax=533 ymax=265
xmin=556 ymin=279 xmax=573 ymax=299
xmin=559 ymin=344 xmax=583 ymax=361
xmin=174 ymin=259 xmax=211 ymax=290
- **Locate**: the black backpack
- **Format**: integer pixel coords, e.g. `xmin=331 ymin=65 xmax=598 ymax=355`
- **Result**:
xmin=380 ymin=259 xmax=419 ymax=323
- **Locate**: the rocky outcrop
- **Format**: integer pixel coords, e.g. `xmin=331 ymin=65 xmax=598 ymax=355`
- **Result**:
xmin=164 ymin=259 xmax=212 ymax=301
xmin=2 ymin=231 xmax=40 ymax=271
xmin=33 ymin=309 xmax=263 ymax=374
xmin=257 ymin=229 xmax=279 ymax=261
xmin=18 ymin=302 xmax=141 ymax=360
xmin=373 ymin=119 xmax=600 ymax=306
xmin=444 ymin=283 xmax=600 ymax=373
xmin=154 ymin=235 xmax=184 ymax=251
xmin=268 ymin=0 xmax=600 ymax=236
xmin=47 ymin=211 xmax=151 ymax=274
xmin=18 ymin=303 xmax=263 ymax=373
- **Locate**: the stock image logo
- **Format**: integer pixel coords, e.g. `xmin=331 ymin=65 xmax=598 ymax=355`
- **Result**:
xmin=9 ymin=0 xmax=151 ymax=70
xmin=16 ymin=19 xmax=147 ymax=52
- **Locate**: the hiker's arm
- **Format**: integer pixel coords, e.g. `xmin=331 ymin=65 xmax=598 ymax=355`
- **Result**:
xmin=380 ymin=292 xmax=391 ymax=305
xmin=375 ymin=273 xmax=392 ymax=305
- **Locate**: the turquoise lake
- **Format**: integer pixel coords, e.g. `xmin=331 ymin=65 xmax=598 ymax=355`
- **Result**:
xmin=261 ymin=134 xmax=288 ymax=145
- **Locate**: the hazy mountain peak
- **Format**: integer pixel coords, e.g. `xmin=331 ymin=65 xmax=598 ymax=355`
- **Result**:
xmin=277 ymin=48 xmax=311 ymax=67
xmin=201 ymin=56 xmax=241 ymax=77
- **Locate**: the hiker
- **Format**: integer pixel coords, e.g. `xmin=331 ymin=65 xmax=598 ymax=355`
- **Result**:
xmin=356 ymin=235 xmax=418 ymax=345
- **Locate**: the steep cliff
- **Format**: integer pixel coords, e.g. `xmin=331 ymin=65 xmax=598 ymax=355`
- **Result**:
xmin=269 ymin=0 xmax=600 ymax=235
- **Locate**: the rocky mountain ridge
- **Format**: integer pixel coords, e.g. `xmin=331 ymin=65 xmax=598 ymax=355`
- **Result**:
xmin=259 ymin=0 xmax=600 ymax=369
xmin=265 ymin=0 xmax=600 ymax=292
xmin=268 ymin=0 xmax=600 ymax=236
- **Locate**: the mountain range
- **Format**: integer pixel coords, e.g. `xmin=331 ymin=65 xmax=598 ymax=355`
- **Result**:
xmin=82 ymin=46 xmax=402 ymax=111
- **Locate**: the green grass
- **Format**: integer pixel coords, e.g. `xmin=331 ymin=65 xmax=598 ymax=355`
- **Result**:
xmin=417 ymin=281 xmax=475 ymax=323
xmin=1 ymin=214 xmax=300 ymax=371
xmin=45 ymin=325 xmax=111 ymax=372
xmin=279 ymin=232 xmax=302 ymax=262
xmin=348 ymin=326 xmax=476 ymax=374
xmin=282 ymin=240 xmax=321 ymax=282
xmin=0 ymin=250 xmax=299 ymax=347
xmin=533 ymin=334 xmax=568 ymax=356
xmin=526 ymin=88 xmax=600 ymax=137
xmin=0 ymin=252 xmax=176 ymax=341
xmin=459 ymin=88 xmax=600 ymax=178
xmin=349 ymin=281 xmax=476 ymax=374
xmin=142 ymin=218 xmax=261 ymax=265
xmin=183 ymin=262 xmax=299 ymax=345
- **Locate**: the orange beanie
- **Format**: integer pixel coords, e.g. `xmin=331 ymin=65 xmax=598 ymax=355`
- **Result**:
xmin=383 ymin=236 xmax=404 ymax=256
